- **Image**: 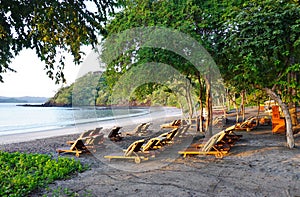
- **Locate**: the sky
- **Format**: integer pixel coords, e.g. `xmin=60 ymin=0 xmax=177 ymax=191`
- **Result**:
xmin=0 ymin=2 xmax=103 ymax=98
xmin=0 ymin=47 xmax=102 ymax=98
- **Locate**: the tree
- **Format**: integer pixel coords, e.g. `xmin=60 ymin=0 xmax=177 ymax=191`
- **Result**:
xmin=220 ymin=0 xmax=300 ymax=148
xmin=0 ymin=0 xmax=118 ymax=83
xmin=101 ymin=0 xmax=227 ymax=135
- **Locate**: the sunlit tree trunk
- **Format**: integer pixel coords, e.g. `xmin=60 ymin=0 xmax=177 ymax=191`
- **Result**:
xmin=264 ymin=87 xmax=295 ymax=148
xmin=232 ymin=94 xmax=239 ymax=123
xmin=197 ymin=73 xmax=204 ymax=133
xmin=185 ymin=80 xmax=193 ymax=124
xmin=240 ymin=90 xmax=245 ymax=121
xmin=205 ymin=75 xmax=212 ymax=137
xmin=288 ymin=72 xmax=298 ymax=126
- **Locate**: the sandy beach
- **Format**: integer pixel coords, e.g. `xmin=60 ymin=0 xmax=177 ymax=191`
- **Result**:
xmin=0 ymin=107 xmax=299 ymax=196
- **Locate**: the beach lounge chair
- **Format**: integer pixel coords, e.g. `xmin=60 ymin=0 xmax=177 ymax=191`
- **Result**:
xmin=140 ymin=122 xmax=151 ymax=132
xmin=108 ymin=126 xmax=123 ymax=141
xmin=66 ymin=127 xmax=103 ymax=145
xmin=57 ymin=139 xmax=88 ymax=157
xmin=89 ymin=127 xmax=103 ymax=136
xmin=85 ymin=134 xmax=105 ymax=151
xmin=178 ymin=130 xmax=230 ymax=158
xmin=141 ymin=137 xmax=166 ymax=151
xmin=177 ymin=124 xmax=191 ymax=136
xmin=223 ymin=125 xmax=243 ymax=145
xmin=160 ymin=119 xmax=182 ymax=129
xmin=104 ymin=139 xmax=147 ymax=163
xmin=122 ymin=123 xmax=147 ymax=136
xmin=137 ymin=122 xmax=152 ymax=136
xmin=158 ymin=127 xmax=180 ymax=144
xmin=234 ymin=116 xmax=258 ymax=131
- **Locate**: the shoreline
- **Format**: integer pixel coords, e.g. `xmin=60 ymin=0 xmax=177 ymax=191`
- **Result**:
xmin=0 ymin=106 xmax=181 ymax=145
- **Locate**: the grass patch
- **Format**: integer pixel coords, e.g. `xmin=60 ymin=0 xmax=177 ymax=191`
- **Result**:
xmin=0 ymin=151 xmax=86 ymax=196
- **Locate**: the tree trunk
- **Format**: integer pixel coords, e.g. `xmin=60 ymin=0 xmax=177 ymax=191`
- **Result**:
xmin=263 ymin=87 xmax=295 ymax=148
xmin=197 ymin=73 xmax=204 ymax=133
xmin=222 ymin=95 xmax=227 ymax=119
xmin=241 ymin=90 xmax=245 ymax=121
xmin=288 ymin=71 xmax=298 ymax=126
xmin=184 ymin=80 xmax=193 ymax=124
xmin=199 ymin=100 xmax=204 ymax=132
xmin=226 ymin=88 xmax=231 ymax=112
xmin=205 ymin=75 xmax=212 ymax=137
xmin=257 ymin=100 xmax=260 ymax=117
xmin=233 ymin=94 xmax=239 ymax=123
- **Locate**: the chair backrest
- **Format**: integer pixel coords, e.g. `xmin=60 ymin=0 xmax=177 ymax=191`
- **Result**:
xmin=142 ymin=138 xmax=160 ymax=151
xmin=224 ymin=125 xmax=236 ymax=134
xmin=87 ymin=134 xmax=104 ymax=145
xmin=174 ymin=125 xmax=190 ymax=138
xmin=174 ymin=119 xmax=181 ymax=126
xmin=90 ymin=127 xmax=103 ymax=136
xmin=70 ymin=139 xmax=86 ymax=151
xmin=79 ymin=130 xmax=94 ymax=139
xmin=166 ymin=127 xmax=179 ymax=140
xmin=201 ymin=131 xmax=226 ymax=152
xmin=124 ymin=139 xmax=145 ymax=156
xmin=239 ymin=116 xmax=257 ymax=128
xmin=133 ymin=123 xmax=146 ymax=133
xmin=158 ymin=131 xmax=169 ymax=138
xmin=108 ymin=126 xmax=122 ymax=138
xmin=141 ymin=122 xmax=151 ymax=132
xmin=168 ymin=120 xmax=176 ymax=126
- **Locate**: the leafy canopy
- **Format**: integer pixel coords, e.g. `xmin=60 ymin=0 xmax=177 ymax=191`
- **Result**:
xmin=0 ymin=0 xmax=118 ymax=83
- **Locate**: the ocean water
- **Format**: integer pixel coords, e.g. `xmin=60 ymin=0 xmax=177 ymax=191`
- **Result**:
xmin=0 ymin=103 xmax=149 ymax=136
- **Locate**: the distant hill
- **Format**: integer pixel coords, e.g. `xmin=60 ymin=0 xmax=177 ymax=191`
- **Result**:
xmin=0 ymin=96 xmax=49 ymax=103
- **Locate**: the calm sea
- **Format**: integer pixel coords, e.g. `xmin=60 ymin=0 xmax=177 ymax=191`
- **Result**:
xmin=0 ymin=103 xmax=149 ymax=136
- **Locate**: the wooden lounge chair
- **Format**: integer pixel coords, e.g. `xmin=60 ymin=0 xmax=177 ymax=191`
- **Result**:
xmin=176 ymin=124 xmax=191 ymax=137
xmin=223 ymin=125 xmax=243 ymax=145
xmin=85 ymin=134 xmax=105 ymax=151
xmin=122 ymin=123 xmax=147 ymax=136
xmin=108 ymin=126 xmax=123 ymax=141
xmin=57 ymin=139 xmax=88 ymax=157
xmin=122 ymin=122 xmax=152 ymax=136
xmin=104 ymin=139 xmax=147 ymax=163
xmin=234 ymin=116 xmax=258 ymax=131
xmin=178 ymin=130 xmax=230 ymax=158
xmin=158 ymin=127 xmax=180 ymax=144
xmin=66 ymin=127 xmax=103 ymax=145
xmin=142 ymin=137 xmax=166 ymax=151
xmin=140 ymin=122 xmax=151 ymax=132
xmin=160 ymin=119 xmax=182 ymax=129
xmin=89 ymin=127 xmax=103 ymax=136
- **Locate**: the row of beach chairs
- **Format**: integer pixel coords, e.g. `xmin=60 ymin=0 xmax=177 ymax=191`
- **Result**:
xmin=160 ymin=116 xmax=258 ymax=132
xmin=178 ymin=125 xmax=242 ymax=158
xmin=56 ymin=127 xmax=105 ymax=157
xmin=104 ymin=126 xmax=190 ymax=163
xmin=56 ymin=123 xmax=152 ymax=157
xmin=56 ymin=120 xmax=243 ymax=161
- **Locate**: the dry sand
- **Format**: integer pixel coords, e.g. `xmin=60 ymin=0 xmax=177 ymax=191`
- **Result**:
xmin=1 ymin=108 xmax=299 ymax=197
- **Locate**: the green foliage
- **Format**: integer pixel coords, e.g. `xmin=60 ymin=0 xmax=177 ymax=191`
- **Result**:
xmin=45 ymin=0 xmax=300 ymax=109
xmin=72 ymin=72 xmax=102 ymax=106
xmin=0 ymin=151 xmax=85 ymax=196
xmin=220 ymin=0 xmax=300 ymax=100
xmin=46 ymin=71 xmax=105 ymax=106
xmin=46 ymin=85 xmax=73 ymax=106
xmin=0 ymin=0 xmax=118 ymax=83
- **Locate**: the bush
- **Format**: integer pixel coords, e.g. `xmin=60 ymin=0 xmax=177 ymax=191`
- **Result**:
xmin=0 ymin=151 xmax=85 ymax=196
